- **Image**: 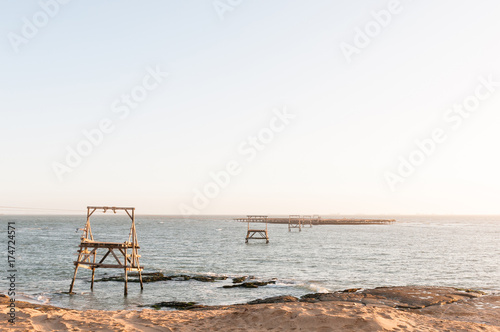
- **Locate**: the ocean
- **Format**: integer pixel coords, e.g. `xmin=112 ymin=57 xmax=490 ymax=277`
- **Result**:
xmin=1 ymin=215 xmax=499 ymax=311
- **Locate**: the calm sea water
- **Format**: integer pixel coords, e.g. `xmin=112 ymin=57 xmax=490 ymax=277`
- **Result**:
xmin=1 ymin=215 xmax=499 ymax=311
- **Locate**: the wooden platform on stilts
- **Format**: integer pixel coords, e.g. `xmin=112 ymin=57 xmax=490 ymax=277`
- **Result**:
xmin=235 ymin=215 xmax=269 ymax=243
xmin=302 ymin=215 xmax=313 ymax=228
xmin=69 ymin=206 xmax=144 ymax=296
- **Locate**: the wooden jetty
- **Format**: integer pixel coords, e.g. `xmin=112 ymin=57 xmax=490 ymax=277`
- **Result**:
xmin=288 ymin=215 xmax=302 ymax=232
xmin=235 ymin=215 xmax=269 ymax=243
xmin=69 ymin=206 xmax=144 ymax=295
xmin=236 ymin=216 xmax=395 ymax=226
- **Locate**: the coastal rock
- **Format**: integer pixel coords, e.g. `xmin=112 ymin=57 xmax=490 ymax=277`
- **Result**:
xmin=214 ymin=276 xmax=228 ymax=281
xmin=192 ymin=276 xmax=228 ymax=282
xmin=416 ymin=293 xmax=500 ymax=326
xmin=342 ymin=288 xmax=362 ymax=293
xmin=362 ymin=286 xmax=484 ymax=309
xmin=148 ymin=301 xmax=205 ymax=310
xmin=140 ymin=272 xmax=167 ymax=282
xmin=95 ymin=273 xmax=227 ymax=283
xmin=232 ymin=276 xmax=247 ymax=283
xmin=247 ymin=295 xmax=298 ymax=305
xmin=298 ymin=286 xmax=485 ymax=310
xmin=223 ymin=281 xmax=276 ymax=289
xmin=171 ymin=275 xmax=191 ymax=281
xmin=299 ymin=292 xmax=367 ymax=303
xmin=192 ymin=276 xmax=214 ymax=282
xmin=94 ymin=276 xmax=126 ymax=282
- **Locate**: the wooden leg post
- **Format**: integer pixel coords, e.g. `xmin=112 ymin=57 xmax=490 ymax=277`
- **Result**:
xmin=91 ymin=250 xmax=97 ymax=291
xmin=91 ymin=268 xmax=95 ymax=291
xmin=69 ymin=265 xmax=79 ymax=294
xmin=124 ymin=247 xmax=128 ymax=296
xmin=266 ymin=223 xmax=269 ymax=243
xmin=124 ymin=268 xmax=128 ymax=296
xmin=138 ymin=269 xmax=144 ymax=291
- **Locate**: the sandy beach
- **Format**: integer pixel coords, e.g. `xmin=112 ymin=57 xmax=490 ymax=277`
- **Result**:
xmin=2 ymin=286 xmax=499 ymax=331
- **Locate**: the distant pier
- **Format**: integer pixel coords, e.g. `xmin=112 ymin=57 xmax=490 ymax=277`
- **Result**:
xmin=235 ymin=217 xmax=395 ymax=225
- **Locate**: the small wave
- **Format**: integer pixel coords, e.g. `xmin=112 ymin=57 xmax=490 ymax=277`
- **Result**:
xmin=16 ymin=293 xmax=50 ymax=305
xmin=266 ymin=282 xmax=293 ymax=289
xmin=296 ymin=282 xmax=330 ymax=293
xmin=266 ymin=279 xmax=331 ymax=293
xmin=165 ymin=269 xmax=230 ymax=278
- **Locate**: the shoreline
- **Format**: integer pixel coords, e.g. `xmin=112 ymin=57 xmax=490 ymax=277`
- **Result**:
xmin=3 ymin=286 xmax=499 ymax=331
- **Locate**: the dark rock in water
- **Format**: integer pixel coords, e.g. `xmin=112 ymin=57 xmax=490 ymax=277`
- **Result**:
xmin=149 ymin=301 xmax=204 ymax=310
xmin=242 ymin=283 xmax=258 ymax=288
xmin=191 ymin=275 xmax=228 ymax=282
xmin=214 ymin=276 xmax=228 ymax=281
xmin=129 ymin=272 xmax=161 ymax=277
xmin=247 ymin=295 xmax=298 ymax=305
xmin=95 ymin=273 xmax=227 ymax=283
xmin=171 ymin=275 xmax=191 ymax=281
xmin=142 ymin=272 xmax=167 ymax=283
xmin=96 ymin=272 xmax=170 ymax=283
xmin=232 ymin=276 xmax=247 ymax=283
xmin=94 ymin=276 xmax=125 ymax=282
xmin=223 ymin=281 xmax=276 ymax=289
xmin=192 ymin=276 xmax=215 ymax=282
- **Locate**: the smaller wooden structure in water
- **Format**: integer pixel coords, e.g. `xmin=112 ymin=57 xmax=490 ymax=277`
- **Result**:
xmin=302 ymin=215 xmax=313 ymax=228
xmin=288 ymin=215 xmax=302 ymax=231
xmin=69 ymin=206 xmax=144 ymax=295
xmin=235 ymin=215 xmax=269 ymax=243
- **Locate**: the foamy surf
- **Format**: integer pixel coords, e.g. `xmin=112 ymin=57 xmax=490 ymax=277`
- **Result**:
xmin=16 ymin=292 xmax=50 ymax=305
xmin=288 ymin=281 xmax=331 ymax=293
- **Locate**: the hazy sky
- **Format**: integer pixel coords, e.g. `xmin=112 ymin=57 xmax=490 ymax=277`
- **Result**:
xmin=1 ymin=0 xmax=500 ymax=215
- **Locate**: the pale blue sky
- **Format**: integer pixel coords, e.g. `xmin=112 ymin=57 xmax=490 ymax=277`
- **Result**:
xmin=1 ymin=0 xmax=500 ymax=215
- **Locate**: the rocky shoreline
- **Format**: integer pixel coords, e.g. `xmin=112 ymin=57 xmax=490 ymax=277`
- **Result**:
xmin=141 ymin=286 xmax=494 ymax=313
xmin=2 ymin=286 xmax=499 ymax=331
